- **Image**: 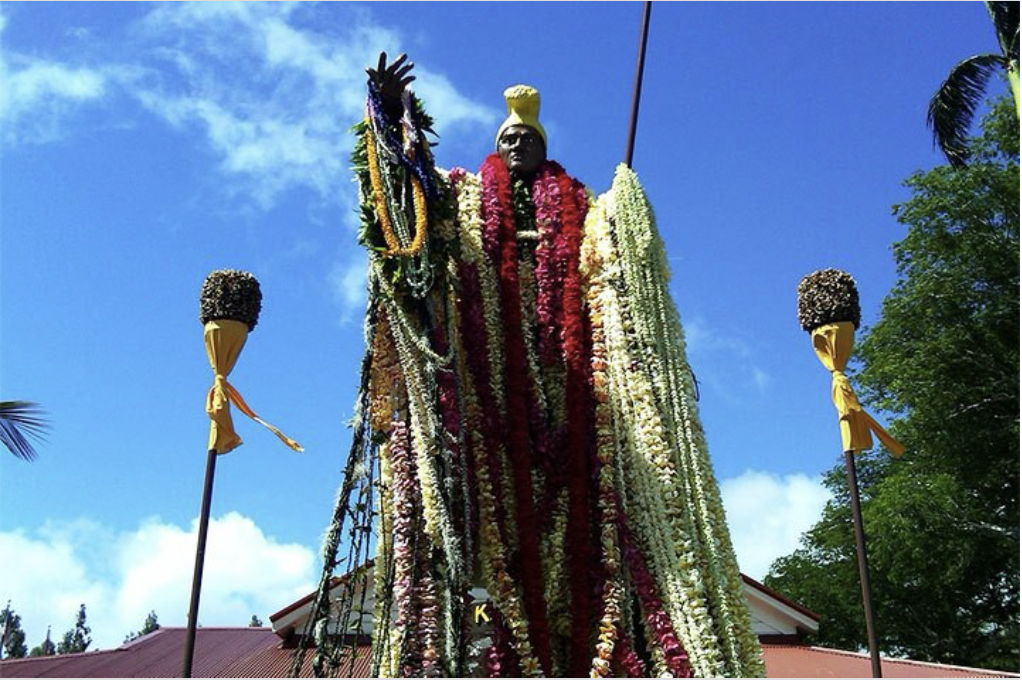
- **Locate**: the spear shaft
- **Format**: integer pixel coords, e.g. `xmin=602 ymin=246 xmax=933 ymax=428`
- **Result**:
xmin=624 ymin=1 xmax=653 ymax=168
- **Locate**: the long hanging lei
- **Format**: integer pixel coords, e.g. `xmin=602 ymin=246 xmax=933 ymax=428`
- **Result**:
xmin=580 ymin=164 xmax=766 ymax=678
xmin=483 ymin=153 xmax=555 ymax=677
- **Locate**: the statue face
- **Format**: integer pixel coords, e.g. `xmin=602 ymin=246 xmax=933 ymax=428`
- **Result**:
xmin=498 ymin=125 xmax=546 ymax=177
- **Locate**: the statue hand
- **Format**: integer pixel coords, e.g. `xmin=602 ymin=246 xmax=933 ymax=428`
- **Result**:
xmin=366 ymin=52 xmax=416 ymax=120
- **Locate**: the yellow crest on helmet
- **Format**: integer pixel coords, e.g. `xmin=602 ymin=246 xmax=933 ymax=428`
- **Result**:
xmin=495 ymin=84 xmax=547 ymax=148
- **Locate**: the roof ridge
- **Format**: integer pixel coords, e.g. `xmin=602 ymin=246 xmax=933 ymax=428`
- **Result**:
xmin=807 ymin=645 xmax=1021 ymax=676
xmin=0 ymin=646 xmax=124 ymax=663
xmin=156 ymin=626 xmax=272 ymax=631
xmin=742 ymin=573 xmax=821 ymax=622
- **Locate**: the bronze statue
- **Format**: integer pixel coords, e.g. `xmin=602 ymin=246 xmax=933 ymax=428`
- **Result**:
xmin=303 ymin=52 xmax=764 ymax=679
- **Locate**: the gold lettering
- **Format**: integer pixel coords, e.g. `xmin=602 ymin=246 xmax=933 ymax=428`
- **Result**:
xmin=474 ymin=603 xmax=491 ymax=624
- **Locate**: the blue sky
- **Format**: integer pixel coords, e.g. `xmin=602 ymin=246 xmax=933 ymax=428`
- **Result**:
xmin=0 ymin=1 xmax=1004 ymax=652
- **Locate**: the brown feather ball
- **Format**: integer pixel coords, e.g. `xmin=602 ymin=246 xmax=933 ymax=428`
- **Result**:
xmin=199 ymin=269 xmax=262 ymax=331
xmin=797 ymin=268 xmax=861 ymax=332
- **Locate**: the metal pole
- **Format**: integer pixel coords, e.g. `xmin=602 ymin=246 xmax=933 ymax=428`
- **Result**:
xmin=182 ymin=448 xmax=218 ymax=678
xmin=624 ymin=1 xmax=653 ymax=168
xmin=843 ymin=449 xmax=883 ymax=678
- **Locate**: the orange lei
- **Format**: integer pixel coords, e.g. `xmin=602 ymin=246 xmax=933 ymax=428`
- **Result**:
xmin=364 ymin=119 xmax=429 ymax=258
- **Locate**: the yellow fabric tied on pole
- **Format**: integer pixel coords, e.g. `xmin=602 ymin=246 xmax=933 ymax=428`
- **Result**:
xmin=204 ymin=319 xmax=304 ymax=455
xmin=811 ymin=321 xmax=904 ymax=456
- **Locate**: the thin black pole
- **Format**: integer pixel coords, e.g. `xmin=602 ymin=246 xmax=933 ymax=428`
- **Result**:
xmin=843 ymin=449 xmax=883 ymax=678
xmin=624 ymin=1 xmax=653 ymax=168
xmin=182 ymin=448 xmax=218 ymax=678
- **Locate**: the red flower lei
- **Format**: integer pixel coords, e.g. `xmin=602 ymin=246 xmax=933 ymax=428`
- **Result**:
xmin=620 ymin=521 xmax=692 ymax=678
xmin=551 ymin=163 xmax=596 ymax=677
xmin=461 ymin=156 xmax=596 ymax=676
xmin=530 ymin=166 xmax=567 ymax=367
xmin=455 ymin=261 xmax=509 ymax=539
xmin=481 ymin=153 xmax=553 ymax=676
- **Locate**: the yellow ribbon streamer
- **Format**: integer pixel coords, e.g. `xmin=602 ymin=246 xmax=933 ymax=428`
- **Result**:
xmin=204 ymin=319 xmax=304 ymax=455
xmin=811 ymin=321 xmax=904 ymax=456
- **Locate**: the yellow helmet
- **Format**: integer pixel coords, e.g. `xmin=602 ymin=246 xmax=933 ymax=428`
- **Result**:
xmin=495 ymin=84 xmax=547 ymax=148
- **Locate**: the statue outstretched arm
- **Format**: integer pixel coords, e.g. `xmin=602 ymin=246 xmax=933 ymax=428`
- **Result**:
xmin=356 ymin=52 xmax=447 ymax=253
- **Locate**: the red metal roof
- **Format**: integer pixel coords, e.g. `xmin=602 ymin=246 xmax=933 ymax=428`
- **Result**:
xmin=2 ymin=630 xmax=1015 ymax=678
xmin=0 ymin=628 xmax=321 ymax=678
xmin=761 ymin=643 xmax=1019 ymax=679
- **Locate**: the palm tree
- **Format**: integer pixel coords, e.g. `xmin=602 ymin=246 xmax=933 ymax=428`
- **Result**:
xmin=928 ymin=1 xmax=1019 ymax=167
xmin=0 ymin=401 xmax=48 ymax=461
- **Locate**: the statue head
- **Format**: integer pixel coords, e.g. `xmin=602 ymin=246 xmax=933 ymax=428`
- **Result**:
xmin=498 ymin=125 xmax=546 ymax=177
xmin=496 ymin=85 xmax=547 ymax=177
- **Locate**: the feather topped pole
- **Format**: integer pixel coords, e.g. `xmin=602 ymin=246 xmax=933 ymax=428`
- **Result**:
xmin=199 ymin=268 xmax=263 ymax=331
xmin=199 ymin=269 xmax=301 ymax=455
xmin=797 ymin=267 xmax=901 ymax=679
xmin=184 ymin=269 xmax=301 ymax=678
xmin=797 ymin=268 xmax=861 ymax=332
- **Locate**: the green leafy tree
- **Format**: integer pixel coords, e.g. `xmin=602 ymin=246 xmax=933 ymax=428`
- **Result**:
xmin=248 ymin=614 xmax=263 ymax=627
xmin=28 ymin=628 xmax=55 ymax=657
xmin=928 ymin=1 xmax=1019 ymax=167
xmin=0 ymin=401 xmax=48 ymax=461
xmin=124 ymin=610 xmax=160 ymax=643
xmin=56 ymin=604 xmax=91 ymax=655
xmin=1 ymin=602 xmax=28 ymax=659
xmin=767 ymin=97 xmax=1019 ymax=672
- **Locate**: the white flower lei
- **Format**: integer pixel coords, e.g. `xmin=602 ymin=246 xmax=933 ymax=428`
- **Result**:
xmin=581 ymin=165 xmax=765 ymax=677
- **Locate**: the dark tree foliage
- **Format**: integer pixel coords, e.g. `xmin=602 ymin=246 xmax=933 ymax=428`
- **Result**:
xmin=1 ymin=602 xmax=28 ymax=659
xmin=248 ymin=614 xmax=264 ymax=627
xmin=124 ymin=610 xmax=160 ymax=643
xmin=766 ymin=97 xmax=1019 ymax=672
xmin=927 ymin=2 xmax=1018 ymax=167
xmin=0 ymin=401 xmax=48 ymax=461
xmin=56 ymin=604 xmax=91 ymax=655
xmin=28 ymin=628 xmax=55 ymax=658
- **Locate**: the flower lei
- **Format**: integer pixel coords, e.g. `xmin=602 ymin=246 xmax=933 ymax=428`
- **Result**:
xmin=528 ymin=160 xmax=598 ymax=676
xmin=587 ymin=274 xmax=626 ymax=678
xmin=451 ymin=168 xmax=540 ymax=676
xmin=364 ymin=120 xmax=430 ymax=258
xmin=580 ymin=164 xmax=766 ymax=677
xmin=482 ymin=153 xmax=555 ymax=676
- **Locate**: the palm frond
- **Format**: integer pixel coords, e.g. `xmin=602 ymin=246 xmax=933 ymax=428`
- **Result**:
xmin=927 ymin=53 xmax=1005 ymax=167
xmin=0 ymin=401 xmax=49 ymax=462
xmin=985 ymin=1 xmax=1019 ymax=60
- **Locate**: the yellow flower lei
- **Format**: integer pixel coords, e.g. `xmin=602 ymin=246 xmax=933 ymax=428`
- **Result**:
xmin=364 ymin=120 xmax=430 ymax=258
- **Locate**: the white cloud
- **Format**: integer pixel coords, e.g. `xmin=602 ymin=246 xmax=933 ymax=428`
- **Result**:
xmin=751 ymin=365 xmax=772 ymax=391
xmin=132 ymin=2 xmax=496 ymax=208
xmin=0 ymin=56 xmax=107 ymax=144
xmin=0 ymin=3 xmax=499 ymax=317
xmin=0 ymin=513 xmax=315 ymax=651
xmin=0 ymin=7 xmax=106 ymax=143
xmin=720 ymin=469 xmax=831 ymax=580
xmin=1 ymin=3 xmax=497 ymax=204
xmin=683 ymin=316 xmax=752 ymax=359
